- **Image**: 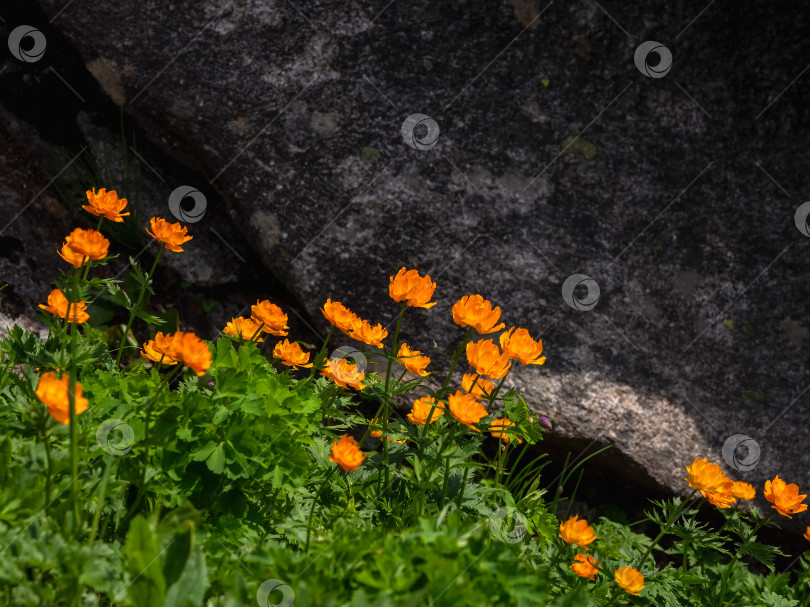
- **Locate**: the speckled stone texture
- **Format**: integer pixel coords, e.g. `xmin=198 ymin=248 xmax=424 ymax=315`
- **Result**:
xmin=20 ymin=0 xmax=810 ymax=532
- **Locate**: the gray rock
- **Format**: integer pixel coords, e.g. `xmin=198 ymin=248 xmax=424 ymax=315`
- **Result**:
xmin=33 ymin=0 xmax=810 ymax=532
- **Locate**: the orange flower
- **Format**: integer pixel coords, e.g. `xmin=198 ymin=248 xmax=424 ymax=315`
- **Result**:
xmin=615 ymin=567 xmax=644 ymax=596
xmin=389 ymin=267 xmax=436 ymax=308
xmin=251 ymin=300 xmax=289 ymax=336
xmin=57 ymin=243 xmax=89 ymax=267
xmin=706 ymin=479 xmax=736 ymax=509
xmin=349 ymin=317 xmax=388 ymax=348
xmin=35 ymin=372 xmax=89 ymax=425
xmin=466 ymin=339 xmax=512 ymax=379
xmin=272 ymin=340 xmax=312 ymax=369
xmin=38 ymin=288 xmax=89 ymax=324
xmin=407 ymin=396 xmax=445 ymax=425
xmin=489 ymin=417 xmax=523 ymax=444
xmin=223 ymin=316 xmax=265 ymax=342
xmin=329 ymin=434 xmax=365 ymax=472
xmin=83 ymin=187 xmax=129 ymax=222
xmin=447 ymin=390 xmax=488 ymax=431
xmin=570 ymin=554 xmax=600 ymax=581
xmin=804 ymin=527 xmax=810 ymax=542
xmin=764 ymin=475 xmax=808 ymax=518
xmin=60 ymin=227 xmax=110 ymax=265
xmin=499 ymin=327 xmax=546 ymax=365
xmin=685 ymin=457 xmax=728 ymax=497
xmin=321 ymin=299 xmax=358 ymax=335
xmin=169 ymin=331 xmax=211 ymax=376
xmin=451 ymin=294 xmax=505 ymax=334
xmin=146 ymin=217 xmax=193 ymax=252
xmin=397 ymin=343 xmax=431 ymax=376
xmin=461 ymin=373 xmax=494 ymax=399
xmin=731 ymin=481 xmax=756 ymax=501
xmin=141 ymin=334 xmax=179 ymax=365
xmin=559 ymin=515 xmax=597 ymax=548
xmin=321 ymin=358 xmax=366 ymax=390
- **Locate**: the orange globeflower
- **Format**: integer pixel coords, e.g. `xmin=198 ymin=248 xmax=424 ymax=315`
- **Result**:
xmin=570 ymin=554 xmax=600 ymax=581
xmin=83 ymin=187 xmax=129 ymax=222
xmin=461 ymin=373 xmax=495 ymax=399
xmin=321 ymin=358 xmax=366 ymax=390
xmin=731 ymin=481 xmax=756 ymax=501
xmin=764 ymin=475 xmax=808 ymax=518
xmin=321 ymin=299 xmax=358 ymax=335
xmin=146 ymin=217 xmax=193 ymax=252
xmin=141 ymin=335 xmax=179 ymax=365
xmin=389 ymin=267 xmax=436 ymax=308
xmin=329 ymin=434 xmax=365 ymax=473
xmin=685 ymin=457 xmax=728 ymax=497
xmin=451 ymin=294 xmax=505 ymax=334
xmin=368 ymin=417 xmax=388 ymax=438
xmin=466 ymin=339 xmax=512 ymax=379
xmin=397 ymin=343 xmax=431 ymax=376
xmin=447 ymin=390 xmax=488 ymax=431
xmin=349 ymin=317 xmax=388 ymax=348
xmin=272 ymin=340 xmax=312 ymax=369
xmin=615 ymin=567 xmax=644 ymax=596
xmin=57 ymin=242 xmax=89 ymax=267
xmin=38 ymin=289 xmax=90 ymax=324
xmin=251 ymin=300 xmax=289 ymax=336
xmin=559 ymin=515 xmax=597 ymax=548
xmin=706 ymin=479 xmax=736 ymax=509
xmin=407 ymin=396 xmax=445 ymax=426
xmin=223 ymin=316 xmax=265 ymax=342
xmin=804 ymin=527 xmax=810 ymax=542
xmin=489 ymin=417 xmax=523 ymax=444
xmin=169 ymin=331 xmax=211 ymax=376
xmin=62 ymin=228 xmax=109 ymax=262
xmin=499 ymin=327 xmax=546 ymax=365
xmin=35 ymin=372 xmax=89 ymax=425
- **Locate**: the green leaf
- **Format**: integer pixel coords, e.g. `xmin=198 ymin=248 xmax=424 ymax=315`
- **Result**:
xmin=124 ymin=515 xmax=166 ymax=606
xmin=162 ymin=523 xmax=192 ymax=589
xmin=164 ymin=545 xmax=208 ymax=607
xmin=206 ymin=443 xmax=226 ymax=474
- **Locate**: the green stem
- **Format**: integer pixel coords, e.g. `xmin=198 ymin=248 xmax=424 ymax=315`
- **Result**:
xmin=248 ymin=322 xmax=265 ymax=342
xmin=438 ymin=424 xmax=457 ymax=508
xmin=115 ymin=246 xmax=164 ymax=367
xmin=456 ymin=465 xmax=470 ymax=508
xmin=43 ymin=416 xmax=53 ymax=512
xmin=381 ymin=302 xmax=408 ymax=493
xmin=634 ymin=489 xmax=697 ymax=570
xmin=308 ymin=325 xmax=334 ymax=379
xmin=67 ymin=319 xmax=80 ymax=534
xmin=715 ymin=511 xmax=774 ymax=606
xmin=87 ymin=455 xmax=115 ymax=545
xmin=305 ymin=466 xmax=336 ymax=552
xmin=438 ymin=327 xmax=473 ymax=395
xmin=486 ymin=375 xmax=508 ymax=414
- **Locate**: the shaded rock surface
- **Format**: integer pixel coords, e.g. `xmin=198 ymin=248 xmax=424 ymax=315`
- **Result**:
xmin=14 ymin=0 xmax=810 ymax=532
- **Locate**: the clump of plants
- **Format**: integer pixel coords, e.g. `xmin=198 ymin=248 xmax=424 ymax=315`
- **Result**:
xmin=0 ymin=188 xmax=808 ymax=606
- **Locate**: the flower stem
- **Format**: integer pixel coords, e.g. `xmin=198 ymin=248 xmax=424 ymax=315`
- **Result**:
xmin=305 ymin=465 xmax=336 ymax=552
xmin=381 ymin=302 xmax=407 ymax=493
xmin=115 ymin=246 xmax=164 ymax=367
xmin=634 ymin=489 xmax=697 ymax=570
xmin=67 ymin=320 xmax=80 ymax=534
xmin=308 ymin=325 xmax=334 ymax=379
xmin=438 ymin=327 xmax=473 ymax=395
xmin=715 ymin=511 xmax=774 ymax=606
